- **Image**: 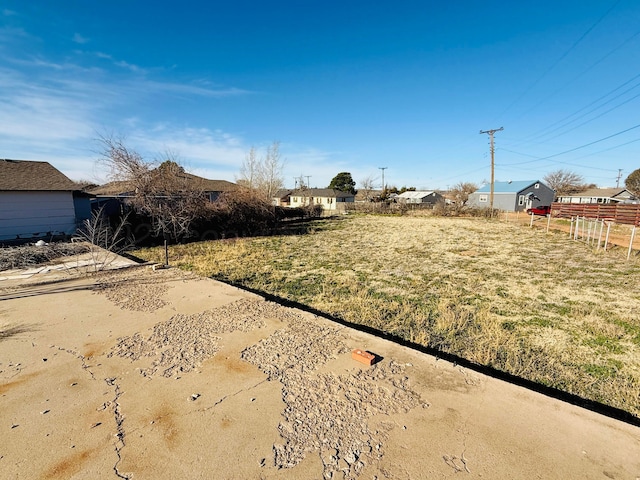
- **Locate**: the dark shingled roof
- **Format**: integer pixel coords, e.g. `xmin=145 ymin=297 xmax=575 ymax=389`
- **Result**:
xmin=291 ymin=188 xmax=354 ymax=198
xmin=0 ymin=159 xmax=79 ymax=191
xmin=88 ymin=173 xmax=238 ymax=196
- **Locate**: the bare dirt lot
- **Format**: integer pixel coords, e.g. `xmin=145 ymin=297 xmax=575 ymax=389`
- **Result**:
xmin=1 ymin=261 xmax=639 ymax=479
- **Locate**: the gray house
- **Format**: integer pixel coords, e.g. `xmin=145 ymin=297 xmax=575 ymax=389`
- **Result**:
xmin=0 ymin=159 xmax=84 ymax=242
xmin=396 ymin=190 xmax=443 ymax=205
xmin=468 ymin=180 xmax=555 ymax=212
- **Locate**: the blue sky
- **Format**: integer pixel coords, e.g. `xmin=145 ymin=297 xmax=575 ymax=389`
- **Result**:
xmin=2 ymin=1 xmax=640 ymax=190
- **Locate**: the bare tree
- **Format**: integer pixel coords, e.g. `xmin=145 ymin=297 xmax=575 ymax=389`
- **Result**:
xmin=260 ymin=141 xmax=284 ymax=199
xmin=296 ymin=174 xmax=308 ymax=190
xmin=543 ymin=169 xmax=588 ymax=196
xmin=359 ymin=175 xmax=377 ymax=201
xmin=237 ymin=141 xmax=285 ymax=200
xmin=238 ymin=146 xmax=260 ymax=189
xmin=449 ymin=181 xmax=477 ymax=206
xmin=99 ymin=136 xmax=207 ymax=242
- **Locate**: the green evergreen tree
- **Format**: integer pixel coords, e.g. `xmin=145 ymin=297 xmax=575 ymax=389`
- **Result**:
xmin=328 ymin=172 xmax=357 ymax=194
xmin=624 ymin=168 xmax=640 ymax=196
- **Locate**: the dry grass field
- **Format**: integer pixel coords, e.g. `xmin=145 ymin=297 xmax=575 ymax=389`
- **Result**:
xmin=136 ymin=214 xmax=640 ymax=419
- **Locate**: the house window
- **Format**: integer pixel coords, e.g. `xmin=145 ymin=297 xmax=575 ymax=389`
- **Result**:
xmin=518 ymin=195 xmax=525 ymax=206
xmin=293 ymin=197 xmax=298 ymax=202
xmin=479 ymin=194 xmax=488 ymax=203
xmin=534 ymin=183 xmax=540 ymax=189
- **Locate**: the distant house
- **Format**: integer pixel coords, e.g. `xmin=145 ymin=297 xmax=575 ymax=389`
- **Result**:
xmin=89 ymin=174 xmax=237 ymax=202
xmin=0 ymin=159 xmax=87 ymax=242
xmin=354 ymin=189 xmax=382 ymax=203
xmin=272 ymin=189 xmax=293 ymax=207
xmin=467 ymin=180 xmax=555 ymax=212
xmin=288 ymin=188 xmax=355 ymax=212
xmin=396 ymin=190 xmax=443 ymax=205
xmin=556 ymin=188 xmax=635 ymax=204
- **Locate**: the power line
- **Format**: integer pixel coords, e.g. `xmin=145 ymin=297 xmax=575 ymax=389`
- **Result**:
xmin=528 ymin=74 xmax=640 ymax=140
xmin=506 ymin=24 xmax=640 ymax=131
xmin=497 ymin=127 xmax=640 ymax=173
xmin=537 ymin=122 xmax=640 ymax=160
xmin=497 ymin=0 xmax=621 ymax=120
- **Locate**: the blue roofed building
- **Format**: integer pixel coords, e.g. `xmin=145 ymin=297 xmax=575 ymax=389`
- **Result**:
xmin=467 ymin=180 xmax=555 ymax=212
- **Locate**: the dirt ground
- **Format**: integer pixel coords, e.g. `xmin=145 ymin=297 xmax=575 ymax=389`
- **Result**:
xmin=1 ymin=259 xmax=639 ymax=480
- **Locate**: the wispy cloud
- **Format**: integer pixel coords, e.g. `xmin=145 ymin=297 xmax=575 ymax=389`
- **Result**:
xmin=129 ymin=126 xmax=247 ymax=169
xmin=0 ymin=26 xmax=30 ymax=44
xmin=138 ymin=79 xmax=252 ymax=97
xmin=2 ymin=9 xmax=17 ymax=16
xmin=72 ymin=32 xmax=89 ymax=44
xmin=114 ymin=59 xmax=144 ymax=73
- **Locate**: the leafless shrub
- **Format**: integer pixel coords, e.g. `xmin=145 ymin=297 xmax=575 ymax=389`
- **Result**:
xmin=99 ymin=136 xmax=208 ymax=242
xmin=207 ymin=189 xmax=276 ymax=236
xmin=75 ymin=207 xmax=133 ymax=271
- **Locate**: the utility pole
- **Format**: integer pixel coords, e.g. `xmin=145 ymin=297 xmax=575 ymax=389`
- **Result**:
xmin=305 ymin=176 xmax=311 ymax=188
xmin=479 ymin=127 xmax=503 ymax=211
xmin=379 ymin=167 xmax=387 ymax=192
xmin=616 ymin=169 xmax=623 ymax=188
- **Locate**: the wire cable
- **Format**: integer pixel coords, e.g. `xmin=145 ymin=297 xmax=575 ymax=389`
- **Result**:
xmin=496 ymin=0 xmax=621 ymax=120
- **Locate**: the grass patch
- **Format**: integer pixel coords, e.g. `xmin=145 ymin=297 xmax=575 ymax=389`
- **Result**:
xmin=135 ymin=214 xmax=640 ymax=418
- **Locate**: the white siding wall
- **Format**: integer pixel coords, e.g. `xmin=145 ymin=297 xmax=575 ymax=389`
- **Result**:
xmin=0 ymin=191 xmax=76 ymax=241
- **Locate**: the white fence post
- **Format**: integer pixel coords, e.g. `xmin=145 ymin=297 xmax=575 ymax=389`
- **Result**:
xmin=628 ymin=226 xmax=636 ymax=260
xmin=546 ymin=214 xmax=551 ymax=233
xmin=604 ymin=222 xmax=611 ymax=251
xmin=569 ymin=216 xmax=574 ymax=238
xmin=597 ymin=220 xmax=604 ymax=250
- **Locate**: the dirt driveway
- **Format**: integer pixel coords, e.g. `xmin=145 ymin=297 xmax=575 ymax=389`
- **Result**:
xmin=1 ymin=262 xmax=639 ymax=479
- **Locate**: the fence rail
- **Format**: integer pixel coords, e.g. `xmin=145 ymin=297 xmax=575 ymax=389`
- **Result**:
xmin=552 ymin=202 xmax=640 ymax=226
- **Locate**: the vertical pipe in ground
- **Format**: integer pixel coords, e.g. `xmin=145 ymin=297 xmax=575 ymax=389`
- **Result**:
xmin=569 ymin=217 xmax=574 ymax=238
xmin=597 ymin=220 xmax=604 ymax=250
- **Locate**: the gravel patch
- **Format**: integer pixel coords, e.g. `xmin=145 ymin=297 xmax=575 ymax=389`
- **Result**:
xmin=242 ymin=320 xmax=425 ymax=478
xmin=241 ymin=316 xmax=350 ymax=381
xmin=109 ymin=298 xmax=293 ymax=377
xmin=92 ymin=268 xmax=179 ymax=311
